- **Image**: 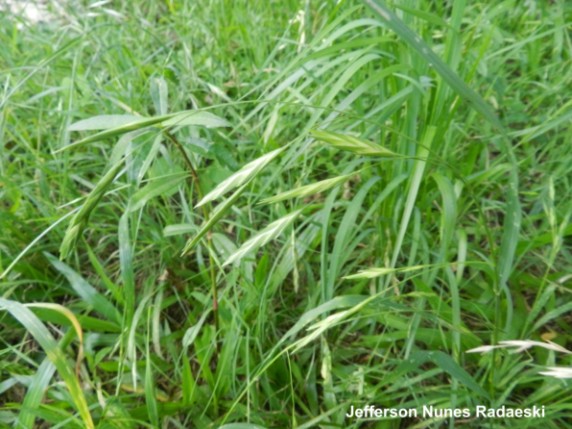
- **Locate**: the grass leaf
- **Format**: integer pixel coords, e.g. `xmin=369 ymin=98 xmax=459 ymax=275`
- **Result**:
xmin=344 ymin=264 xmax=427 ymax=279
xmin=412 ymin=350 xmax=490 ymax=400
xmin=17 ymin=359 xmax=56 ymax=429
xmin=0 ymin=298 xmax=94 ymax=429
xmin=60 ymin=110 xmax=229 ymax=152
xmin=60 ymin=115 xmax=168 ymax=151
xmin=128 ymin=172 xmax=188 ymax=212
xmin=218 ymin=424 xmax=268 ymax=429
xmin=68 ymin=114 xmax=145 ymax=131
xmin=362 ymin=0 xmax=502 ymax=129
xmin=46 ymin=253 xmax=121 ymax=323
xmin=162 ymin=110 xmax=231 ymax=128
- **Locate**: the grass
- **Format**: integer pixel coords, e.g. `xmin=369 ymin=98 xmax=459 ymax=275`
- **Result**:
xmin=1 ymin=0 xmax=572 ymax=428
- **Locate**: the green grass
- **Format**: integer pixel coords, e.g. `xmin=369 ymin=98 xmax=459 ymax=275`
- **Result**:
xmin=1 ymin=0 xmax=572 ymax=428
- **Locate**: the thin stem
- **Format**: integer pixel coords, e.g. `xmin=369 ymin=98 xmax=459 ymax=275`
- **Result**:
xmin=165 ymin=131 xmax=202 ymax=198
xmin=164 ymin=130 xmax=220 ymax=349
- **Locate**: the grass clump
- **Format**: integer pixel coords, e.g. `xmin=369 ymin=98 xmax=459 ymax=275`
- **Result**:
xmin=1 ymin=1 xmax=571 ymax=428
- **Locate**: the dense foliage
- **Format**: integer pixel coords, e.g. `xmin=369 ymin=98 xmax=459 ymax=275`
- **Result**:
xmin=1 ymin=1 xmax=571 ymax=427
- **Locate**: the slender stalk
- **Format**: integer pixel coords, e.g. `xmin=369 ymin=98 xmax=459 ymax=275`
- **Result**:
xmin=164 ymin=131 xmax=220 ymax=346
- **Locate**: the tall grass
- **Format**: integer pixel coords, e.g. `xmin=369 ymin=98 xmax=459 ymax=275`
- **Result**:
xmin=1 ymin=1 xmax=571 ymax=428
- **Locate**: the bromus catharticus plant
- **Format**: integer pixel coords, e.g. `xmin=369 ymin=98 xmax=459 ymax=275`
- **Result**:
xmin=57 ymin=81 xmax=235 ymax=349
xmin=3 ymin=0 xmax=572 ymax=426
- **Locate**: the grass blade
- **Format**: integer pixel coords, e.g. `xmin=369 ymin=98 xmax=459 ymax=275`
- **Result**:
xmin=17 ymin=358 xmax=56 ymax=429
xmin=411 ymin=350 xmax=490 ymax=400
xmin=60 ymin=115 xmax=169 ymax=151
xmin=59 ymin=110 xmax=229 ymax=152
xmin=0 ymin=298 xmax=94 ymax=429
xmin=362 ymin=0 xmax=502 ymax=129
xmin=46 ymin=253 xmax=121 ymax=323
xmin=68 ymin=114 xmax=146 ymax=131
xmin=161 ymin=110 xmax=231 ymax=128
xmin=128 ymin=172 xmax=188 ymax=212
xmin=218 ymin=424 xmax=268 ymax=429
xmin=345 ymin=264 xmax=427 ymax=280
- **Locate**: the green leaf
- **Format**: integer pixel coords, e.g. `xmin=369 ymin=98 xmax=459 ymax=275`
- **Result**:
xmin=163 ymin=223 xmax=197 ymax=237
xmin=497 ymin=184 xmax=521 ymax=331
xmin=279 ymin=296 xmax=368 ymax=349
xmin=119 ymin=213 xmax=135 ymax=326
xmin=128 ymin=172 xmax=187 ymax=212
xmin=433 ymin=173 xmax=457 ymax=251
xmin=0 ymin=298 xmax=94 ymax=429
xmin=394 ymin=4 xmax=449 ymax=27
xmin=145 ymin=322 xmax=159 ymax=428
xmin=68 ymin=114 xmax=145 ymax=131
xmin=150 ymin=76 xmax=169 ymax=115
xmin=59 ymin=110 xmax=230 ymax=152
xmin=390 ymin=126 xmax=436 ymax=268
xmin=362 ymin=0 xmax=502 ymax=130
xmin=162 ymin=110 xmax=231 ymax=128
xmin=46 ymin=253 xmax=120 ymax=323
xmin=182 ymin=311 xmax=209 ymax=348
xmin=343 ymin=262 xmax=481 ymax=280
xmin=60 ymin=115 xmax=168 ymax=151
xmin=17 ymin=359 xmax=56 ymax=429
xmin=411 ymin=350 xmax=490 ymax=400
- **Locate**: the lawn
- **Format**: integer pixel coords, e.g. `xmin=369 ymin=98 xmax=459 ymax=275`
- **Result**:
xmin=1 ymin=1 xmax=571 ymax=428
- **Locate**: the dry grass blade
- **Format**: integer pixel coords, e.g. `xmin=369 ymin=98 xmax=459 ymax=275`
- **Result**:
xmin=538 ymin=368 xmax=572 ymax=379
xmin=467 ymin=340 xmax=572 ymax=355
